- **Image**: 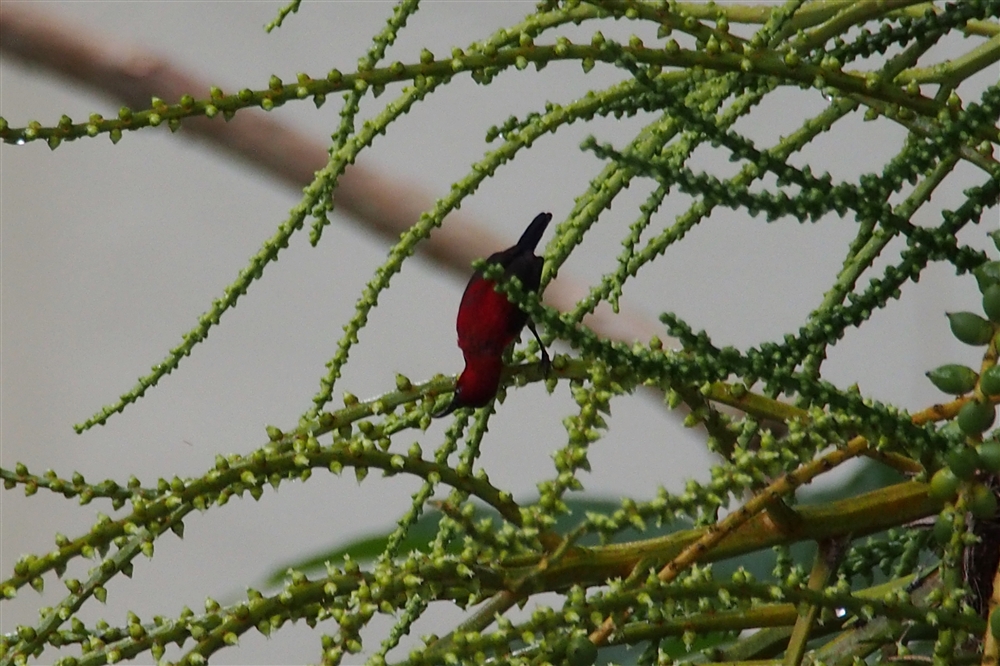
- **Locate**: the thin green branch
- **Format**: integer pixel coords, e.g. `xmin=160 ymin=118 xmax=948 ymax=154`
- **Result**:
xmin=794 ymin=0 xmax=928 ymax=52
xmin=3 ymin=39 xmax=980 ymax=149
xmin=264 ymin=0 xmax=302 ymax=32
xmin=898 ymin=32 xmax=1000 ymax=84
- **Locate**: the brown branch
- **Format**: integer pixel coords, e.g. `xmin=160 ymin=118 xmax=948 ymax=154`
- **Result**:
xmin=0 ymin=4 xmax=662 ymax=346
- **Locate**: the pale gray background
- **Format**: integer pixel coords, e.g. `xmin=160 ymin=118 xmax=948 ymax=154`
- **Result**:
xmin=1 ymin=2 xmax=996 ymax=663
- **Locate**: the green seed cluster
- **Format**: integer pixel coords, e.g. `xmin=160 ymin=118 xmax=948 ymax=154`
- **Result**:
xmin=826 ymin=0 xmax=998 ymax=68
xmin=840 ymin=529 xmax=932 ymax=583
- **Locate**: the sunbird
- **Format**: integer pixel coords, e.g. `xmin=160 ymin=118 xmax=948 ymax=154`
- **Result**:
xmin=436 ymin=212 xmax=551 ymax=416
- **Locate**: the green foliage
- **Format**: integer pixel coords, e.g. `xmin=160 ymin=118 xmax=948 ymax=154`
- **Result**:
xmin=3 ymin=1 xmax=1000 ymax=665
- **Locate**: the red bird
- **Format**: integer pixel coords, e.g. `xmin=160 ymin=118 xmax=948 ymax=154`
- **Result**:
xmin=436 ymin=212 xmax=552 ymax=416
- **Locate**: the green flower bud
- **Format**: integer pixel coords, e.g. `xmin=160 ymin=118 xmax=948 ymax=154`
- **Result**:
xmin=947 ymin=312 xmax=994 ymax=346
xmin=566 ymin=635 xmax=598 ymax=666
xmin=926 ymin=364 xmax=978 ymax=395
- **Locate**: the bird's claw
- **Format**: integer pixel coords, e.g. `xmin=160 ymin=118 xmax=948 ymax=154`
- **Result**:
xmin=540 ymin=348 xmax=552 ymax=378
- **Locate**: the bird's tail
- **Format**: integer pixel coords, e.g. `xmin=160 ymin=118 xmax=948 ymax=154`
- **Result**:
xmin=515 ymin=212 xmax=552 ymax=253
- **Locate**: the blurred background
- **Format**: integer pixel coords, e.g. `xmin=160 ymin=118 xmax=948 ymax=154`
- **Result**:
xmin=1 ymin=2 xmax=996 ymax=662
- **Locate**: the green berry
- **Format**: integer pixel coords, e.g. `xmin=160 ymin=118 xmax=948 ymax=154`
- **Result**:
xmin=947 ymin=447 xmax=980 ymax=480
xmin=957 ymin=400 xmax=996 ymax=435
xmin=982 ymin=366 xmax=1000 ymax=396
xmin=926 ymin=364 xmax=978 ymax=395
xmin=978 ymin=440 xmax=1000 ymax=472
xmin=970 ymin=483 xmax=998 ymax=519
xmin=947 ymin=312 xmax=994 ymax=346
xmin=975 ymin=261 xmax=1000 ymax=293
xmin=929 ymin=467 xmax=960 ymax=500
xmin=985 ymin=285 xmax=1000 ymax=323
xmin=991 ymin=606 xmax=1000 ymax=640
xmin=566 ymin=635 xmax=598 ymax=666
